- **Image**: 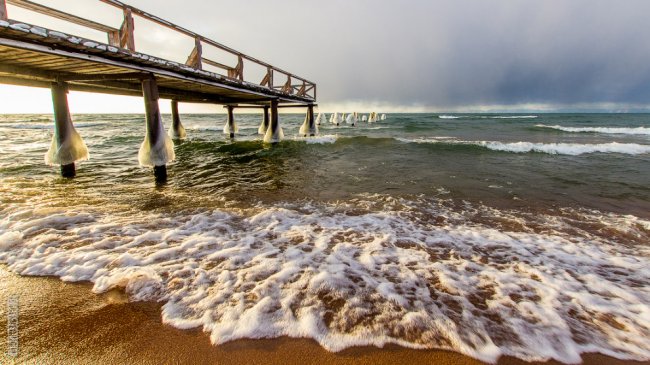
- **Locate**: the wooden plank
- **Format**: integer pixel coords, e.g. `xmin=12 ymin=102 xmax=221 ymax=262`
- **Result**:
xmin=185 ymin=37 xmax=202 ymax=69
xmin=120 ymin=7 xmax=135 ymax=51
xmin=1 ymin=0 xmax=7 ymax=21
xmin=59 ymin=72 xmax=146 ymax=81
xmin=97 ymin=0 xmax=316 ymax=86
xmin=201 ymin=57 xmax=232 ymax=71
xmin=0 ymin=35 xmax=314 ymax=103
xmin=6 ymin=0 xmax=117 ymax=33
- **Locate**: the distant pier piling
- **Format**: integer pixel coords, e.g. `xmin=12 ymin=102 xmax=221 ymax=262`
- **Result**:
xmin=264 ymin=99 xmax=282 ymax=143
xmin=258 ymin=105 xmax=270 ymax=135
xmin=169 ymin=100 xmax=186 ymax=139
xmin=307 ymin=104 xmax=316 ymax=136
xmin=226 ymin=105 xmax=235 ymax=139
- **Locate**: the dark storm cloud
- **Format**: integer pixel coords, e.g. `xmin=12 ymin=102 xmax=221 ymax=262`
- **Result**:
xmin=110 ymin=0 xmax=650 ymax=109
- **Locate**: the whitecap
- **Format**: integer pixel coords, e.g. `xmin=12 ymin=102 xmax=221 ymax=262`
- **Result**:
xmin=536 ymin=124 xmax=650 ymax=135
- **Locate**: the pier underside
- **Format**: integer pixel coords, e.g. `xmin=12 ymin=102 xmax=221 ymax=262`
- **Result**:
xmin=0 ymin=27 xmax=312 ymax=106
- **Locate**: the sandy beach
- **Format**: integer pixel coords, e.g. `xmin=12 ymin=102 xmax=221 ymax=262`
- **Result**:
xmin=0 ymin=266 xmax=647 ymax=365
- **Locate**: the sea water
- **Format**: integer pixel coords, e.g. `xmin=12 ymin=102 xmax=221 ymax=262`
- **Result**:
xmin=0 ymin=113 xmax=648 ymax=363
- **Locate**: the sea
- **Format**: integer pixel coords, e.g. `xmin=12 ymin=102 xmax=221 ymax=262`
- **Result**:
xmin=0 ymin=112 xmax=649 ymax=363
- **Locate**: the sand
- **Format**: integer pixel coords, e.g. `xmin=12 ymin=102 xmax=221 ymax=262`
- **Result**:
xmin=0 ymin=266 xmax=648 ymax=365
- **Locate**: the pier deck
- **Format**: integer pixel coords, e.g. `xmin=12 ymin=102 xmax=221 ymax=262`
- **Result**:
xmin=0 ymin=0 xmax=316 ymax=105
xmin=0 ymin=0 xmax=318 ymax=180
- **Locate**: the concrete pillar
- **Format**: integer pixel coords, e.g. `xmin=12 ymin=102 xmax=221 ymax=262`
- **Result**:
xmin=47 ymin=82 xmax=89 ymax=177
xmin=263 ymin=105 xmax=270 ymax=131
xmin=140 ymin=77 xmax=175 ymax=182
xmin=1 ymin=0 xmax=8 ymax=21
xmin=258 ymin=106 xmax=270 ymax=135
xmin=263 ymin=99 xmax=283 ymax=143
xmin=169 ymin=100 xmax=186 ymax=139
xmin=227 ymin=105 xmax=235 ymax=139
xmin=307 ymin=104 xmax=316 ymax=137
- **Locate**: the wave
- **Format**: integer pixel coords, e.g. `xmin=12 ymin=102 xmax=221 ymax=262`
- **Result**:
xmin=492 ymin=115 xmax=538 ymax=119
xmin=480 ymin=141 xmax=650 ymax=155
xmin=438 ymin=115 xmax=538 ymax=120
xmin=397 ymin=137 xmax=650 ymax=155
xmin=1 ymin=195 xmax=648 ymax=363
xmin=536 ymin=124 xmax=650 ymax=135
xmin=0 ymin=122 xmax=107 ymax=130
xmin=297 ymin=135 xmax=338 ymax=144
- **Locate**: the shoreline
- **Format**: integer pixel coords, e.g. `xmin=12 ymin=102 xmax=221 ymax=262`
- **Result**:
xmin=1 ymin=266 xmax=648 ymax=365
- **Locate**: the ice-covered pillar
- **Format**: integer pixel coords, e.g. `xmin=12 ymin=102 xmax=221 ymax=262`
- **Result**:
xmin=46 ymin=82 xmax=89 ymax=178
xmin=227 ymin=105 xmax=235 ymax=139
xmin=169 ymin=100 xmax=186 ymax=139
xmin=140 ymin=77 xmax=175 ymax=182
xmin=299 ymin=104 xmax=317 ymax=137
xmin=307 ymin=104 xmax=316 ymax=136
xmin=258 ymin=105 xmax=270 ymax=135
xmin=263 ymin=99 xmax=283 ymax=143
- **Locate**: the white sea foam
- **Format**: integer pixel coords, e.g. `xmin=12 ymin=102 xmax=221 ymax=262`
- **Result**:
xmin=491 ymin=115 xmax=538 ymax=119
xmin=300 ymin=135 xmax=338 ymax=144
xmin=397 ymin=137 xmax=650 ymax=155
xmin=1 ymin=196 xmax=649 ymax=364
xmin=437 ymin=115 xmax=538 ymax=120
xmin=479 ymin=141 xmax=650 ymax=155
xmin=536 ymin=124 xmax=650 ymax=135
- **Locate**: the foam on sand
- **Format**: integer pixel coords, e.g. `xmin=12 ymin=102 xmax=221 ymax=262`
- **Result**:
xmin=1 ymin=195 xmax=648 ymax=364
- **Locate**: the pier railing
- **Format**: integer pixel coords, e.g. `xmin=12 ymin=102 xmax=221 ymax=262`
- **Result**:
xmin=2 ymin=0 xmax=316 ymax=100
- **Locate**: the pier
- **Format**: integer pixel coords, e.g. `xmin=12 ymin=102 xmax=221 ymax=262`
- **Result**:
xmin=0 ymin=0 xmax=317 ymax=180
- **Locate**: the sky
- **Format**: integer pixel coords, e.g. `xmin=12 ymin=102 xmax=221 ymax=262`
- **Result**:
xmin=2 ymin=0 xmax=650 ymax=113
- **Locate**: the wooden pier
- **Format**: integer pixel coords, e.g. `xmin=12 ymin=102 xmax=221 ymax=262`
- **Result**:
xmin=0 ymin=0 xmax=318 ymax=180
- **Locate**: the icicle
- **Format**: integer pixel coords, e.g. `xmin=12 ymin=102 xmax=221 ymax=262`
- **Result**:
xmin=138 ymin=118 xmax=175 ymax=167
xmin=168 ymin=123 xmax=186 ymax=139
xmin=223 ymin=119 xmax=239 ymax=134
xmin=45 ymin=126 xmax=89 ymax=166
xmin=346 ymin=113 xmax=355 ymax=126
xmin=263 ymin=123 xmax=284 ymax=143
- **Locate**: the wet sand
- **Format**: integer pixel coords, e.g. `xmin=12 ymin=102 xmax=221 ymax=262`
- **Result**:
xmin=0 ymin=266 xmax=647 ymax=365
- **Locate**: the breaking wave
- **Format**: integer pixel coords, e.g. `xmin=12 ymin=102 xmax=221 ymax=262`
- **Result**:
xmin=398 ymin=138 xmax=650 ymax=155
xmin=438 ymin=115 xmax=538 ymax=120
xmin=536 ymin=124 xmax=650 ymax=135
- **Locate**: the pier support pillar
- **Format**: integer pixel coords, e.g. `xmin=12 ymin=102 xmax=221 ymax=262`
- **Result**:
xmin=47 ymin=81 xmax=89 ymax=178
xmin=226 ymin=105 xmax=235 ymax=139
xmin=307 ymin=104 xmax=316 ymax=136
xmin=299 ymin=104 xmax=317 ymax=137
xmin=1 ymin=0 xmax=8 ymax=21
xmin=264 ymin=99 xmax=283 ymax=143
xmin=169 ymin=100 xmax=186 ymax=139
xmin=140 ymin=76 xmax=175 ymax=182
xmin=258 ymin=106 xmax=270 ymax=135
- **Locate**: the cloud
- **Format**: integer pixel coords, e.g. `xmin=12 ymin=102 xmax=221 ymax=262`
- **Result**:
xmin=5 ymin=0 xmax=650 ymax=112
